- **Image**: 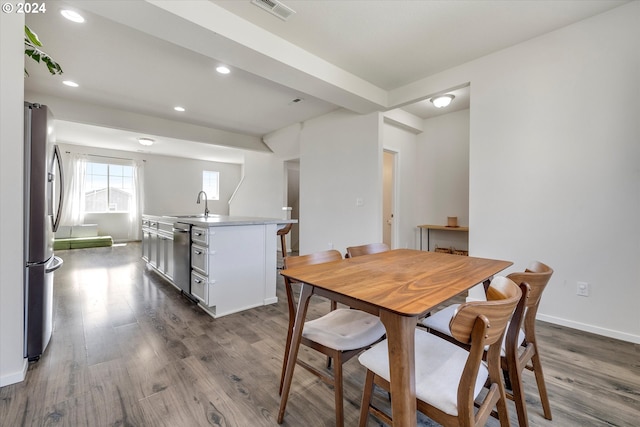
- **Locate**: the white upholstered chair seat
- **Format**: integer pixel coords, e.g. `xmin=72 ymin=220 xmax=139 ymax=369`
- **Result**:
xmin=422 ymin=304 xmax=525 ymax=355
xmin=358 ymin=329 xmax=488 ymax=417
xmin=303 ymin=308 xmax=385 ymax=351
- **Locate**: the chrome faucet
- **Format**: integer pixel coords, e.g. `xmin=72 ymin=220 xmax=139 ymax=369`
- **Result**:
xmin=196 ymin=191 xmax=209 ymax=217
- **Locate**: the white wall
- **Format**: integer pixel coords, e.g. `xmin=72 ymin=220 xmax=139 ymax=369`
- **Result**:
xmin=1 ymin=12 xmax=28 ymax=386
xmin=296 ymin=108 xmax=463 ymax=255
xmin=299 ymin=109 xmax=381 ymax=254
xmin=292 ymin=3 xmax=640 ymax=343
xmin=256 ymin=124 xmax=304 ymax=253
xmin=417 ymin=109 xmax=470 ymax=251
xmin=464 ymin=2 xmax=640 ymax=342
xmin=382 ymin=122 xmax=420 ymax=249
xmin=142 ymin=152 xmax=241 ymax=216
xmin=229 ymin=151 xmax=286 ymax=220
xmin=59 ymin=143 xmax=242 ymax=241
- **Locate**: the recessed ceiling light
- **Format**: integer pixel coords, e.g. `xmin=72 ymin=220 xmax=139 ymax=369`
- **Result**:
xmin=138 ymin=137 xmax=154 ymax=146
xmin=216 ymin=66 xmax=231 ymax=74
xmin=62 ymin=80 xmax=79 ymax=88
xmin=174 ymin=106 xmax=185 ymax=112
xmin=61 ymin=10 xmax=85 ymax=23
xmin=430 ymin=94 xmax=455 ymax=108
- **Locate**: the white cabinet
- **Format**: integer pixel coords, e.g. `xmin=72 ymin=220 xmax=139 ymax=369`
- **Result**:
xmin=191 ymin=244 xmax=208 ymax=275
xmin=156 ymin=221 xmax=174 ymax=279
xmin=163 ymin=235 xmax=174 ymax=279
xmin=157 ymin=234 xmax=174 ymax=278
xmin=190 ymin=271 xmax=208 ymax=303
xmin=191 ymin=226 xmax=207 ymax=246
xmin=145 ymin=219 xmax=158 ymax=267
xmin=190 ymin=223 xmax=277 ymax=318
xmin=141 ymin=219 xmax=151 ymax=262
xmin=141 ymin=215 xmax=174 ymax=281
xmin=143 ymin=214 xmax=283 ymax=318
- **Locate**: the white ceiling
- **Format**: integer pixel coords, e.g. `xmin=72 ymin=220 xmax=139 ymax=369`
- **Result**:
xmin=24 ymin=0 xmax=627 ymax=163
xmin=53 ymin=122 xmax=247 ymax=164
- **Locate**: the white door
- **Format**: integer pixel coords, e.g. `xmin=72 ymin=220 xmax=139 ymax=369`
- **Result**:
xmin=383 ymin=151 xmax=396 ymax=247
xmin=285 ymin=160 xmax=300 ymax=252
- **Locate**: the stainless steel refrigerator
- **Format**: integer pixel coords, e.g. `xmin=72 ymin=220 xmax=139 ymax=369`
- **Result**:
xmin=24 ymin=102 xmax=65 ymax=361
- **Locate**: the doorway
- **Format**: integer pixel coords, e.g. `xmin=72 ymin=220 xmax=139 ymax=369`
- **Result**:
xmin=382 ymin=150 xmax=396 ymax=248
xmin=284 ymin=160 xmax=300 ymax=253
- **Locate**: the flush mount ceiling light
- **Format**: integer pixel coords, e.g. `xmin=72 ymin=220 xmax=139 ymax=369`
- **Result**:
xmin=138 ymin=137 xmax=154 ymax=146
xmin=216 ymin=65 xmax=230 ymax=74
xmin=62 ymin=80 xmax=79 ymax=88
xmin=61 ymin=9 xmax=85 ymax=23
xmin=430 ymin=94 xmax=455 ymax=108
xmin=174 ymin=106 xmax=185 ymax=112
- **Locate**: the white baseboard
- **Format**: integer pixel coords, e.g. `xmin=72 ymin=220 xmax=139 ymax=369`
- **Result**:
xmin=264 ymin=297 xmax=278 ymax=305
xmin=536 ymin=314 xmax=640 ymax=344
xmin=465 ymin=296 xmax=639 ymax=344
xmin=0 ymin=358 xmax=27 ymax=387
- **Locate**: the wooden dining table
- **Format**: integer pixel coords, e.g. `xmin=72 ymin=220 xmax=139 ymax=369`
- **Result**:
xmin=277 ymin=248 xmax=512 ymax=427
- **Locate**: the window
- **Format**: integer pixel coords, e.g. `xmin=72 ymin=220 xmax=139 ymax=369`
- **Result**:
xmin=84 ymin=161 xmax=134 ymax=212
xmin=202 ymin=170 xmax=220 ymax=200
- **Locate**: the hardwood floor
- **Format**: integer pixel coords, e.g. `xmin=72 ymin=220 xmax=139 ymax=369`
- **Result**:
xmin=1 ymin=243 xmax=638 ymax=426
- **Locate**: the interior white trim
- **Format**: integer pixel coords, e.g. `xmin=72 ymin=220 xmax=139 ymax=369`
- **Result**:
xmin=536 ymin=314 xmax=640 ymax=345
xmin=0 ymin=359 xmax=27 ymax=387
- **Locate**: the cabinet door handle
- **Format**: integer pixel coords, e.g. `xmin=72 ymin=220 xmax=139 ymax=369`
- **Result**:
xmin=194 ymin=250 xmax=202 ymax=255
xmin=194 ymin=279 xmax=202 ymax=284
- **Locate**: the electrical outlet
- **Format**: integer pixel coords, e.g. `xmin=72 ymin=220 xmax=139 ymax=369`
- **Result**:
xmin=577 ymin=281 xmax=589 ymax=297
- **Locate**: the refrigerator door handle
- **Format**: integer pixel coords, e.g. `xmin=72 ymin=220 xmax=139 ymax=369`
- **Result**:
xmin=45 ymin=256 xmax=64 ymax=273
xmin=52 ymin=144 xmax=64 ymax=232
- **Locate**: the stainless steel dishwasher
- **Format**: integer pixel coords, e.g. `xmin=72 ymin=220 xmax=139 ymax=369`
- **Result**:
xmin=172 ymin=222 xmax=191 ymax=295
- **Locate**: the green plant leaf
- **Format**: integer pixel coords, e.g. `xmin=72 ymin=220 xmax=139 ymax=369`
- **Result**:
xmin=24 ymin=25 xmax=42 ymax=47
xmin=43 ymin=57 xmax=63 ymax=75
xmin=24 ymin=25 xmax=63 ymax=75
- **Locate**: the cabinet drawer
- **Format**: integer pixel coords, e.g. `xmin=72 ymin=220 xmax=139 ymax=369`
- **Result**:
xmin=190 ymin=271 xmax=208 ymax=303
xmin=191 ymin=227 xmax=208 ymax=246
xmin=191 ymin=244 xmax=208 ymax=275
xmin=158 ymin=221 xmax=173 ymax=234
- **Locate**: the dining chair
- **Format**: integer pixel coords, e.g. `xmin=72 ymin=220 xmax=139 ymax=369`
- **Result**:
xmin=279 ymin=249 xmax=386 ymax=427
xmin=345 ymin=242 xmax=390 ymax=258
xmin=421 ymin=261 xmax=554 ymax=427
xmin=358 ymin=276 xmax=522 ymax=427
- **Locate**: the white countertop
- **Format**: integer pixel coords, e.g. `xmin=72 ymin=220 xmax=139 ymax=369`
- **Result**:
xmin=144 ymin=214 xmax=296 ymax=227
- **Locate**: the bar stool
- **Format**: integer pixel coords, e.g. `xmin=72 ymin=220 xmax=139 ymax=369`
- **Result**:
xmin=277 ymin=223 xmax=293 ymax=268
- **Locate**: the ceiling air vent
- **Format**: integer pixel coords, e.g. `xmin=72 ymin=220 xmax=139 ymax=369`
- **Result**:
xmin=251 ymin=0 xmax=296 ymax=21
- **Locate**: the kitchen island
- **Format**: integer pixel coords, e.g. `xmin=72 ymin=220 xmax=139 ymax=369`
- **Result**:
xmin=142 ymin=214 xmax=296 ymax=318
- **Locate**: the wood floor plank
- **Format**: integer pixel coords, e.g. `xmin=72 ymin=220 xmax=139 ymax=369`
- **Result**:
xmin=1 ymin=243 xmax=638 ymax=427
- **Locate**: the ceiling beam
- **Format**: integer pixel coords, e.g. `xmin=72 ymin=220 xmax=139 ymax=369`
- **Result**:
xmin=67 ymin=0 xmax=388 ymax=114
xmin=27 ymin=91 xmax=269 ymax=152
